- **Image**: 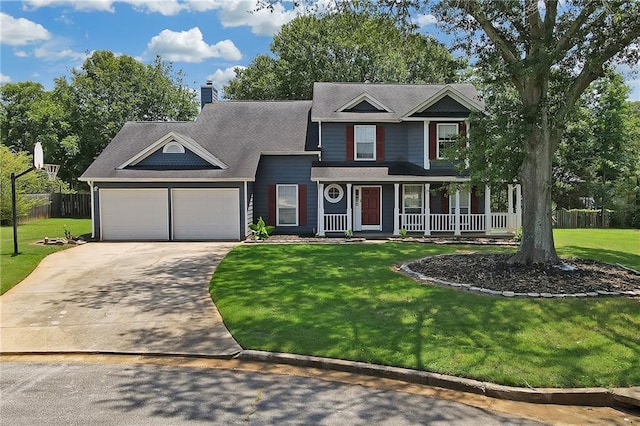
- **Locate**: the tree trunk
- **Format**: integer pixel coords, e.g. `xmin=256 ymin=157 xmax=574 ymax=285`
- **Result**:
xmin=509 ymin=122 xmax=561 ymax=265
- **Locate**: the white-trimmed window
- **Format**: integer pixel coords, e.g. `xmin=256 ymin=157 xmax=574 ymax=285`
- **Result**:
xmin=277 ymin=184 xmax=298 ymax=226
xmin=163 ymin=141 xmax=185 ymax=154
xmin=354 ymin=125 xmax=376 ymax=160
xmin=403 ymin=185 xmax=423 ymax=214
xmin=450 ymin=189 xmax=471 ymax=214
xmin=437 ymin=123 xmax=459 ymax=159
xmin=324 ymin=184 xmax=344 ymax=203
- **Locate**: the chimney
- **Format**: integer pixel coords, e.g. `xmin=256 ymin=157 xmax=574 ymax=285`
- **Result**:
xmin=200 ymin=80 xmax=218 ymax=109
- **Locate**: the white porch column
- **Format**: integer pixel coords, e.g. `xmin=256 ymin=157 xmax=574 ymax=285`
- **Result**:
xmin=507 ymin=184 xmax=515 ymax=232
xmin=317 ymin=183 xmax=325 ymax=236
xmin=454 ymin=189 xmax=461 ymax=236
xmin=484 ymin=185 xmax=492 ymax=235
xmin=424 ymin=183 xmax=431 ymax=236
xmin=516 ymin=184 xmax=522 ymax=230
xmin=346 ymin=183 xmax=353 ymax=232
xmin=393 ymin=183 xmax=400 ymax=236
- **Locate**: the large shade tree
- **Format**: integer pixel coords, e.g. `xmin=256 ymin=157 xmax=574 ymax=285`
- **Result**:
xmin=56 ymin=51 xmax=199 ymax=183
xmin=265 ymin=0 xmax=640 ymax=265
xmin=225 ymin=10 xmax=465 ymax=100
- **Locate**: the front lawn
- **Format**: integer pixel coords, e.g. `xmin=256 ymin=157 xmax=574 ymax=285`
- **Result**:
xmin=1 ymin=218 xmax=92 ymax=294
xmin=210 ymin=231 xmax=640 ymax=388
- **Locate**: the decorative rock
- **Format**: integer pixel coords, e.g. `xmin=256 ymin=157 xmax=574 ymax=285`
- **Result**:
xmin=540 ymin=293 xmax=553 ymax=298
xmin=552 ymin=294 xmax=566 ymax=298
xmin=514 ymin=293 xmax=528 ymax=297
xmin=502 ymin=291 xmax=515 ymax=297
xmin=574 ymin=293 xmax=587 ymax=297
xmin=527 ymin=293 xmax=540 ymax=297
xmin=586 ymin=292 xmax=599 ymax=297
xmin=470 ymin=286 xmax=482 ymax=292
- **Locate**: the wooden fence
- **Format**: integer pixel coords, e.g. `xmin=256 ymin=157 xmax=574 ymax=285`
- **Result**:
xmin=553 ymin=209 xmax=611 ymax=228
xmin=20 ymin=193 xmax=91 ymax=223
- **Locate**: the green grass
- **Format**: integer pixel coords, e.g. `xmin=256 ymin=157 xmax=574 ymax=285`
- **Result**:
xmin=554 ymin=228 xmax=640 ymax=270
xmin=210 ymin=231 xmax=640 ymax=388
xmin=1 ymin=218 xmax=92 ymax=294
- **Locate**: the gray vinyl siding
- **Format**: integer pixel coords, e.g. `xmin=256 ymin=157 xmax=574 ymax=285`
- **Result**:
xmin=381 ymin=184 xmax=395 ymax=233
xmin=407 ymin=122 xmax=424 ymax=167
xmin=383 ymin=124 xmax=407 ymax=161
xmin=321 ymin=122 xmax=427 ymax=165
xmin=323 ymin=184 xmax=347 ymax=214
xmin=132 ymin=148 xmax=215 ymax=168
xmin=254 ymin=155 xmax=318 ymax=235
xmin=321 ymin=123 xmax=347 ymax=161
xmin=93 ymin=181 xmax=246 ymax=240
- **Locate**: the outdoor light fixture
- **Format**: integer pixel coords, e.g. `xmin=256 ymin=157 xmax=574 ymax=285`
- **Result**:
xmin=11 ymin=142 xmax=59 ymax=255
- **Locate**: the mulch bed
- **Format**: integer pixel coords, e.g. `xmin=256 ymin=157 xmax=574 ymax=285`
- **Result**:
xmin=407 ymin=253 xmax=640 ymax=295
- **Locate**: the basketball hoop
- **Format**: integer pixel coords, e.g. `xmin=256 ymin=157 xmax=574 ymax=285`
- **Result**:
xmin=44 ymin=164 xmax=60 ymax=181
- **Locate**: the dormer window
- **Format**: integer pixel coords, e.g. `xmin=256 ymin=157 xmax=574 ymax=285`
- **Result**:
xmin=163 ymin=141 xmax=185 ymax=154
xmin=354 ymin=125 xmax=376 ymax=160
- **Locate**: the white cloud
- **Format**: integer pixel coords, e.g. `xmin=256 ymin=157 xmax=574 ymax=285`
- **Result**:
xmin=416 ymin=13 xmax=437 ymax=27
xmin=0 ymin=13 xmax=51 ymax=46
xmin=15 ymin=50 xmax=29 ymax=57
xmin=208 ymin=65 xmax=244 ymax=88
xmin=0 ymin=73 xmax=12 ymax=84
xmin=34 ymin=46 xmax=88 ymax=62
xmin=24 ymin=0 xmax=186 ymax=14
xmin=23 ymin=0 xmax=115 ymax=12
xmin=23 ymin=1 xmax=300 ymax=34
xmin=146 ymin=27 xmax=241 ymax=62
xmin=213 ymin=1 xmax=298 ymax=36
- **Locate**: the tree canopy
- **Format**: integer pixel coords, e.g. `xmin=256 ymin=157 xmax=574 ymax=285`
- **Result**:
xmin=224 ymin=10 xmax=465 ymax=100
xmin=1 ymin=51 xmax=199 ymax=185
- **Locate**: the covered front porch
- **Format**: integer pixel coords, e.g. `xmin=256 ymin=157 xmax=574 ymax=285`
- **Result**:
xmin=316 ymin=182 xmax=522 ymax=237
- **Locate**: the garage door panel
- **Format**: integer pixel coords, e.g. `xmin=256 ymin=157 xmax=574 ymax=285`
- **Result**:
xmin=100 ymin=189 xmax=169 ymax=240
xmin=172 ymin=188 xmax=240 ymax=240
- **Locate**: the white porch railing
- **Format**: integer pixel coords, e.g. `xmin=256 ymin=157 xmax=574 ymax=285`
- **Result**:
xmin=323 ymin=212 xmax=518 ymax=234
xmin=430 ymin=214 xmax=454 ymax=232
xmin=491 ymin=213 xmax=509 ymax=232
xmin=401 ymin=213 xmax=424 ymax=231
xmin=460 ymin=214 xmax=486 ymax=232
xmin=324 ymin=213 xmax=348 ymax=232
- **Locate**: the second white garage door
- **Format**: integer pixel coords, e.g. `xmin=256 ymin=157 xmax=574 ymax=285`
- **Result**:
xmin=172 ymin=188 xmax=240 ymax=240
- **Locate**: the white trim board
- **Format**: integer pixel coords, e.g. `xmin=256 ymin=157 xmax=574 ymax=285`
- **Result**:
xmin=116 ymin=131 xmax=228 ymax=170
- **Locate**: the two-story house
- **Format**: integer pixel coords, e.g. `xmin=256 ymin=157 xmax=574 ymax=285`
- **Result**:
xmin=80 ymin=82 xmax=521 ymax=241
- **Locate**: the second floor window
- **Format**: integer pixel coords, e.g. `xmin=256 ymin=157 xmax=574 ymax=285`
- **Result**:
xmin=437 ymin=123 xmax=459 ymax=159
xmin=354 ymin=125 xmax=376 ymax=160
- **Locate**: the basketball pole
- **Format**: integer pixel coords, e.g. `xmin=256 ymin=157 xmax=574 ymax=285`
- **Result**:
xmin=11 ymin=166 xmax=35 ymax=255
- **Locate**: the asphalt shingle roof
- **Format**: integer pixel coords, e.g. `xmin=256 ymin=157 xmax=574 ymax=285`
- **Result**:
xmin=80 ymin=100 xmax=314 ymax=181
xmin=310 ymin=82 xmax=482 ymax=122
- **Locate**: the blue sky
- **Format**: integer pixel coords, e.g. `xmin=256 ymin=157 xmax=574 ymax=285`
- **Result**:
xmin=1 ymin=0 xmax=639 ymax=101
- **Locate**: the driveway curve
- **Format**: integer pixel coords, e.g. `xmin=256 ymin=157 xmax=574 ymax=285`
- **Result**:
xmin=0 ymin=242 xmax=241 ymax=356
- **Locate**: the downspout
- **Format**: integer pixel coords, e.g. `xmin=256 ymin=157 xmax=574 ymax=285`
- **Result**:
xmin=88 ymin=181 xmax=95 ymax=239
xmin=244 ymin=180 xmax=249 ymax=238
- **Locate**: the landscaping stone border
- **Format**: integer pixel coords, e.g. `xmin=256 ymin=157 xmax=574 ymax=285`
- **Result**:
xmin=399 ymin=263 xmax=640 ymax=298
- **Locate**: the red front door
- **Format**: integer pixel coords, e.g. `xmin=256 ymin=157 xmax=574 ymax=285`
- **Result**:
xmin=361 ymin=187 xmax=380 ymax=226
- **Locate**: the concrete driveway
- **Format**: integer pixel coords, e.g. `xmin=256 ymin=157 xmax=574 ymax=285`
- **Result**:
xmin=0 ymin=242 xmax=241 ymax=356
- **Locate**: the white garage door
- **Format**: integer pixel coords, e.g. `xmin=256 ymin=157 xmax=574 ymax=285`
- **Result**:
xmin=172 ymin=188 xmax=240 ymax=240
xmin=100 ymin=189 xmax=169 ymax=240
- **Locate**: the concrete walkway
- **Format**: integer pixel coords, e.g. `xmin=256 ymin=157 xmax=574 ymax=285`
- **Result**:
xmin=0 ymin=242 xmax=241 ymax=356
